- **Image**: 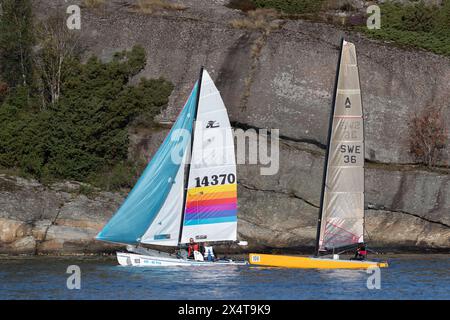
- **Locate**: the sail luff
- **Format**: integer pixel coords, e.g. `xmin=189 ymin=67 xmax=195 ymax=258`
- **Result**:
xmin=318 ymin=39 xmax=365 ymax=252
xmin=178 ymin=66 xmax=204 ymax=245
xmin=315 ymin=38 xmax=344 ymax=256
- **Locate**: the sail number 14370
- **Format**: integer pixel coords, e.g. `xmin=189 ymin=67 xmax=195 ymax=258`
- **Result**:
xmin=194 ymin=173 xmax=236 ymax=187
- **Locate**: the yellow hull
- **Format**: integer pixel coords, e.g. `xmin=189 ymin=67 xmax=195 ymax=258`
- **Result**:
xmin=249 ymin=253 xmax=388 ymax=269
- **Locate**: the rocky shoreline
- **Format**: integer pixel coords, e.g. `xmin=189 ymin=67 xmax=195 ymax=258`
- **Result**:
xmin=0 ymin=174 xmax=448 ymax=255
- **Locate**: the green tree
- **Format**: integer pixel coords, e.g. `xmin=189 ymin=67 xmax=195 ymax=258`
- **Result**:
xmin=0 ymin=46 xmax=174 ymax=185
xmin=434 ymin=0 xmax=450 ymax=36
xmin=0 ymin=0 xmax=34 ymax=88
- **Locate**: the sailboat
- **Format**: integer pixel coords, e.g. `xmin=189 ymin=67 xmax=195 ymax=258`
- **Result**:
xmin=248 ymin=40 xmax=388 ymax=269
xmin=96 ymin=68 xmax=247 ymax=266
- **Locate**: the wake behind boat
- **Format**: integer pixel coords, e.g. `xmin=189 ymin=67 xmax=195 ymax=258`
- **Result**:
xmin=249 ymin=39 xmax=388 ymax=269
xmin=96 ymin=67 xmax=247 ymax=267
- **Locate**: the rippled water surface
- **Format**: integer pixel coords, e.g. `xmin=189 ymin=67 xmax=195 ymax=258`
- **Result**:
xmin=0 ymin=255 xmax=449 ymax=299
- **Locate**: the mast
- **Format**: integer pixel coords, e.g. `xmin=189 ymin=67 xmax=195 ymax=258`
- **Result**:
xmin=314 ymin=38 xmax=344 ymax=256
xmin=357 ymin=45 xmax=366 ymax=246
xmin=178 ymin=66 xmax=204 ymax=245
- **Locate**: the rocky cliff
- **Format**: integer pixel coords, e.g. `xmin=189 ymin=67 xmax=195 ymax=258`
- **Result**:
xmin=1 ymin=0 xmax=448 ymax=254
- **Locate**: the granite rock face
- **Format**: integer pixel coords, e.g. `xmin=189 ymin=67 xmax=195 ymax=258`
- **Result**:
xmin=1 ymin=0 xmax=448 ymax=254
xmin=0 ymin=175 xmax=123 ymax=254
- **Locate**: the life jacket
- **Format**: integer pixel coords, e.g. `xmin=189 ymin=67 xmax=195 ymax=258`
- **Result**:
xmin=358 ymin=250 xmax=367 ymax=256
xmin=188 ymin=243 xmax=199 ymax=256
xmin=193 ymin=250 xmax=204 ymax=261
xmin=203 ymin=246 xmax=215 ymax=258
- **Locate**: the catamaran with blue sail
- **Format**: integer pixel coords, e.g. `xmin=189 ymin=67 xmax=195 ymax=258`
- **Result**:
xmin=96 ymin=68 xmax=247 ymax=266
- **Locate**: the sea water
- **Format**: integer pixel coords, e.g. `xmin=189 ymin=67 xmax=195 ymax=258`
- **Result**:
xmin=0 ymin=254 xmax=448 ymax=300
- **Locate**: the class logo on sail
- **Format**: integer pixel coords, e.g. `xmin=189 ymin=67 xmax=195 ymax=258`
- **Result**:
xmin=345 ymin=97 xmax=352 ymax=108
xmin=206 ymin=120 xmax=220 ymax=128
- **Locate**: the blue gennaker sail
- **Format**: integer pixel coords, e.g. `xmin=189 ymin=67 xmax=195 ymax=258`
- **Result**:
xmin=96 ymin=83 xmax=198 ymax=244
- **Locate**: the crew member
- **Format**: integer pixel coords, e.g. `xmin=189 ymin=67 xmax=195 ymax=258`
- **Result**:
xmin=187 ymin=238 xmax=200 ymax=259
xmin=353 ymin=243 xmax=367 ymax=261
xmin=203 ymin=245 xmax=216 ymax=261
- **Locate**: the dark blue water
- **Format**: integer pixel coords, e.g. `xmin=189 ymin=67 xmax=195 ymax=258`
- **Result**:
xmin=0 ymin=255 xmax=449 ymax=299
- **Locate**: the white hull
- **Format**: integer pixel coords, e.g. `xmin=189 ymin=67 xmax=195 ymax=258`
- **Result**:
xmin=117 ymin=252 xmax=248 ymax=267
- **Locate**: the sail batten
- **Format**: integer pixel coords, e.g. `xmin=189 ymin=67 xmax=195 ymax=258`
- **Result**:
xmin=318 ymin=40 xmax=364 ymax=251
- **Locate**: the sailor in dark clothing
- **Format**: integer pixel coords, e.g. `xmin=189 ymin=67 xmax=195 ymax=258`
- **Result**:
xmin=353 ymin=243 xmax=367 ymax=261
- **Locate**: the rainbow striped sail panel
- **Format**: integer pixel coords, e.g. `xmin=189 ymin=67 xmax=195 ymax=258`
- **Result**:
xmin=184 ymin=184 xmax=237 ymax=226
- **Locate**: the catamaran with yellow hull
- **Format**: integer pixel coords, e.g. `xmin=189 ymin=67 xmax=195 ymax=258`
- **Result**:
xmin=249 ymin=39 xmax=388 ymax=270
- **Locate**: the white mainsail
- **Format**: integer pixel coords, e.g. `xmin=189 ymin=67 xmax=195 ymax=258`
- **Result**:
xmin=180 ymin=70 xmax=238 ymax=243
xmin=318 ymin=40 xmax=364 ymax=251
